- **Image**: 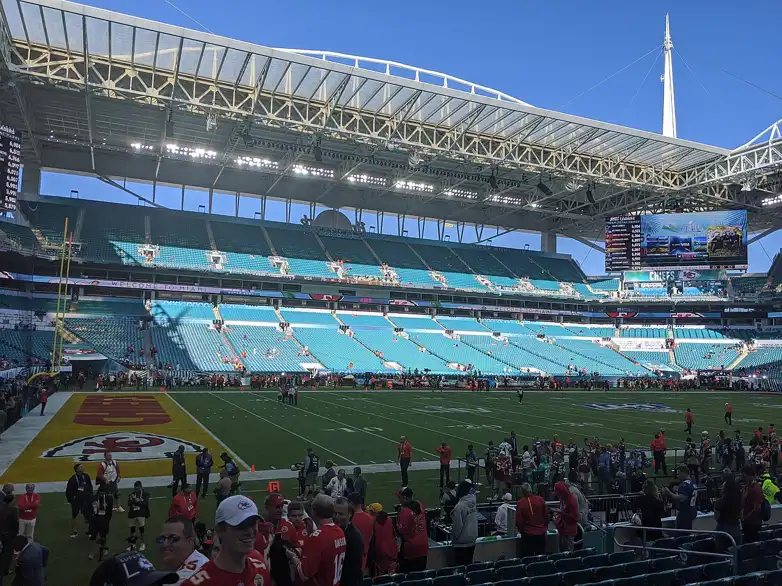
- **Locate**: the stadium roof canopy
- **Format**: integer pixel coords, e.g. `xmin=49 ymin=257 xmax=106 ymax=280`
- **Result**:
xmin=1 ymin=0 xmax=781 ymax=241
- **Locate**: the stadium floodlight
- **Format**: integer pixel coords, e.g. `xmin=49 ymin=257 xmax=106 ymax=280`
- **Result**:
xmin=761 ymin=193 xmax=782 ymax=207
xmin=236 ymin=156 xmax=279 ymax=170
xmin=292 ymin=164 xmax=334 ymax=179
xmin=347 ymin=173 xmax=386 ymax=187
xmin=130 ymin=143 xmax=154 ymax=152
xmin=395 ymin=180 xmax=434 ymax=193
xmin=443 ymin=188 xmax=478 ymax=200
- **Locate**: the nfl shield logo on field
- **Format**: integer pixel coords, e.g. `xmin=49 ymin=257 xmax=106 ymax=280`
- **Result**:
xmin=42 ymin=431 xmax=204 ymax=462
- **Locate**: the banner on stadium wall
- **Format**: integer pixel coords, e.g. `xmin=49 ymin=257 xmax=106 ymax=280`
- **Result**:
xmin=623 ymin=269 xmax=725 ymax=282
xmin=600 ymin=310 xmax=722 ymax=319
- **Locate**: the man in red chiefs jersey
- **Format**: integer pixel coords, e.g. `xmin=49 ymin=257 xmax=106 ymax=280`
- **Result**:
xmin=180 ymin=495 xmax=270 ymax=586
xmin=289 ymin=494 xmax=346 ymax=586
xmin=396 ymin=487 xmax=428 ymax=573
xmin=254 ymin=493 xmax=296 ymax=557
xmin=397 ymin=437 xmax=413 ymax=487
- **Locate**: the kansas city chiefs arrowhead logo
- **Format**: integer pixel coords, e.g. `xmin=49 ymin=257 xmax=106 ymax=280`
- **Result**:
xmin=42 ymin=432 xmax=205 ymax=462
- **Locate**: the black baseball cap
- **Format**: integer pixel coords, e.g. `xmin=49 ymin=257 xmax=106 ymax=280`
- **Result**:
xmin=89 ymin=552 xmax=179 ymax=586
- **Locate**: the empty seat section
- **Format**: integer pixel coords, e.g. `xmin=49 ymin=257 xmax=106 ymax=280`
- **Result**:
xmin=436 ymin=317 xmax=488 ymax=332
xmin=149 ymin=211 xmax=211 ymax=271
xmin=75 ymin=299 xmax=145 ymax=316
xmin=0 ymin=221 xmax=39 ymax=250
xmin=366 ymin=238 xmax=427 ymax=269
xmin=394 ymin=268 xmax=440 ymax=288
xmin=319 ymin=235 xmax=378 ymax=265
xmin=337 ymin=313 xmax=392 ymax=328
xmin=572 ymin=283 xmax=606 ymax=299
xmin=736 ymin=347 xmax=782 ymax=369
xmin=151 ymin=301 xmax=215 ymax=322
xmin=408 ymin=332 xmax=509 ymax=373
xmin=292 ymin=328 xmax=394 ymax=372
xmin=674 ymin=343 xmax=739 ymax=370
xmin=529 ymin=279 xmax=561 ymax=291
xmin=219 ymin=304 xmax=279 ymax=323
xmin=624 ymin=351 xmax=674 ymax=366
xmin=351 ymin=330 xmax=449 ymax=373
xmin=211 ymin=221 xmax=272 ymax=256
xmin=486 ymin=275 xmax=520 ymax=289
xmin=462 ymin=335 xmax=565 ymax=374
xmin=481 ymin=319 xmax=529 ymax=334
xmin=0 ymin=330 xmax=55 ymax=362
xmin=454 ymin=247 xmax=515 ymax=277
xmin=564 ymin=325 xmax=614 ymax=337
xmin=509 ymin=338 xmax=607 ymax=373
xmin=78 ymin=200 xmax=148 ymax=263
xmin=620 ymin=327 xmax=667 ymax=338
xmin=343 ymin=263 xmax=384 ymax=279
xmin=18 ymin=200 xmax=74 ymax=244
xmin=265 ymin=226 xmax=327 ymax=260
xmin=558 ymin=339 xmax=642 ymax=374
xmin=439 ymin=271 xmax=490 ymax=291
xmin=387 ymin=315 xmax=444 ymax=330
xmin=279 ymin=310 xmax=337 ymax=326
xmin=522 ymin=322 xmax=574 ymax=337
xmin=590 ymin=278 xmax=620 ymax=291
xmin=150 ymin=322 xmax=236 ymax=371
xmin=223 ymin=252 xmax=278 ymax=275
xmin=409 ymin=243 xmax=469 ymax=273
xmin=67 ymin=318 xmax=144 ymax=362
xmin=224 ymin=325 xmax=308 ymax=372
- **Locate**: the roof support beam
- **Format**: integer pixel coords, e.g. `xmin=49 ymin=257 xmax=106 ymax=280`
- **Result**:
xmin=97 ymin=176 xmax=163 ymax=208
xmin=748 ymin=227 xmax=778 ymax=245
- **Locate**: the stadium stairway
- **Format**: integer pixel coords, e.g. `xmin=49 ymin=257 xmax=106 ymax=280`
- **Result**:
xmin=205 ymin=221 xmax=218 ymax=251
xmin=261 ymin=226 xmax=278 ymax=256
xmin=729 ymin=347 xmax=749 ymax=370
xmin=507 ymin=338 xmax=570 ymax=373
xmin=459 ymin=336 xmax=528 ymax=373
xmin=313 ymin=232 xmax=333 ymax=262
xmin=555 ymin=339 xmax=640 ymax=374
xmin=219 ymin=326 xmax=245 ymax=370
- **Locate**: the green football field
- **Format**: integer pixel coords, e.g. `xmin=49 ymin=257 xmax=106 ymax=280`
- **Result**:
xmin=29 ymin=389 xmax=782 ymax=584
xmin=173 ymin=389 xmax=782 ymax=472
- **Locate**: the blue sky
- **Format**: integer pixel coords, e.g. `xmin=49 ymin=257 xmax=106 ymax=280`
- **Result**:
xmin=38 ymin=0 xmax=782 ymax=275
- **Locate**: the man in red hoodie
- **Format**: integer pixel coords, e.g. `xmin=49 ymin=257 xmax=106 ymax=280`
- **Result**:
xmin=553 ymin=481 xmax=579 ymax=552
xmin=515 ymin=483 xmax=549 ymax=557
xmin=168 ymin=483 xmax=198 ymax=522
xmin=436 ymin=441 xmax=452 ymax=489
xmin=396 ymin=487 xmax=428 ymax=573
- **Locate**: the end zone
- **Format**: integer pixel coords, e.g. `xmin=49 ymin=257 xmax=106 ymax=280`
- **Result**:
xmin=0 ymin=393 xmax=243 ymax=485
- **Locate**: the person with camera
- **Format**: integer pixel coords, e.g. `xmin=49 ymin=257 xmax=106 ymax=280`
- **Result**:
xmin=195 ymin=448 xmax=213 ymax=500
xmin=127 ymin=481 xmax=150 ymax=552
xmin=304 ymin=449 xmax=320 ymax=495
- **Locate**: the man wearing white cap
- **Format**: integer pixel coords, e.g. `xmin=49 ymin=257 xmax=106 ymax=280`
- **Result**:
xmin=493 ymin=493 xmax=514 ymax=537
xmin=180 ymin=495 xmax=270 ymax=586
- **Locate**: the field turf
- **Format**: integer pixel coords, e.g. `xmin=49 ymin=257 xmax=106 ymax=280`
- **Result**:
xmin=174 ymin=389 xmax=781 ymax=470
xmin=21 ymin=389 xmax=782 ymax=584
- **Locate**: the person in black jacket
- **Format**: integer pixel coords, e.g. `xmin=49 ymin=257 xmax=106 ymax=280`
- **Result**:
xmin=66 ymin=463 xmax=93 ymax=538
xmin=89 ymin=482 xmax=114 ymax=561
xmin=334 ymin=497 xmax=364 ymax=586
xmin=126 ymin=481 xmax=150 ymax=552
xmin=171 ymin=446 xmax=187 ymax=497
xmin=195 ymin=448 xmax=213 ymax=499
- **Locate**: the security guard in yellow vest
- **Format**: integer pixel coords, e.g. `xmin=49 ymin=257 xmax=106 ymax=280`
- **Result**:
xmin=761 ymin=472 xmax=782 ymax=505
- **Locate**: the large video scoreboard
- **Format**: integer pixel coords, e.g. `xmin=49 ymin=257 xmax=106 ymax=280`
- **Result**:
xmin=0 ymin=124 xmax=20 ymax=212
xmin=605 ymin=210 xmax=748 ymax=272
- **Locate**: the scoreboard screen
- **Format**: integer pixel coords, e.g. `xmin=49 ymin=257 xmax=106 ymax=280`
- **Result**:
xmin=605 ymin=210 xmax=748 ymax=272
xmin=0 ymin=125 xmax=20 ymax=212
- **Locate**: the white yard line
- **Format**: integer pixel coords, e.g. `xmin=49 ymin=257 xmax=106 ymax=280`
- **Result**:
xmin=166 ymin=392 xmax=250 ymax=470
xmin=211 ymin=393 xmax=357 ymax=465
xmin=251 ymin=392 xmax=438 ymax=461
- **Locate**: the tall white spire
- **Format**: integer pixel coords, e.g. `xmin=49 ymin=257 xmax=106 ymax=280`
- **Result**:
xmin=661 ymin=13 xmax=677 ymax=138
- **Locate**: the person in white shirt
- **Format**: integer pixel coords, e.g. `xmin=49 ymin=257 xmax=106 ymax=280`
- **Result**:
xmin=326 ymin=469 xmax=348 ymax=498
xmin=157 ymin=516 xmax=209 ymax=585
xmin=494 ymin=493 xmax=515 ymax=536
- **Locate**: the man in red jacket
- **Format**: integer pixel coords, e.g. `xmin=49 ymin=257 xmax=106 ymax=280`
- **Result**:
xmin=17 ymin=483 xmax=40 ymax=541
xmin=396 ymin=487 xmax=428 ymax=573
xmin=168 ymin=483 xmax=198 ymax=522
xmin=436 ymin=441 xmax=452 ymax=489
xmin=39 ymin=390 xmax=48 ymax=416
xmin=684 ymin=408 xmax=694 ymax=435
xmin=553 ymin=481 xmax=579 ymax=551
xmin=349 ymin=493 xmax=373 ymax=568
xmin=515 ymin=483 xmax=549 ymax=557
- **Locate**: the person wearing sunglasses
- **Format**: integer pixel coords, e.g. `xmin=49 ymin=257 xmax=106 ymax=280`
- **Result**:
xmin=157 ymin=516 xmax=208 ymax=585
xmin=180 ymin=496 xmax=270 ymax=586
